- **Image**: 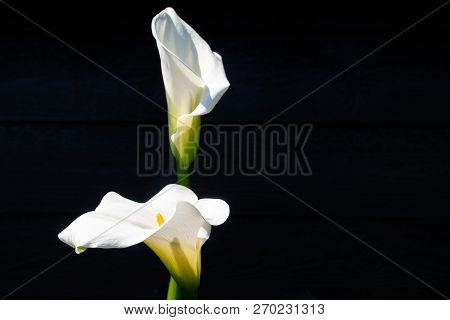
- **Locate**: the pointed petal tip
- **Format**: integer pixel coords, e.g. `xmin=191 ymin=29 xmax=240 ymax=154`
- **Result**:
xmin=75 ymin=246 xmax=87 ymax=254
xmin=163 ymin=7 xmax=176 ymax=15
xmin=58 ymin=229 xmax=82 ymax=253
xmin=152 ymin=7 xmax=178 ymax=28
xmin=57 ymin=229 xmax=69 ymax=245
xmin=100 ymin=191 xmax=119 ymax=202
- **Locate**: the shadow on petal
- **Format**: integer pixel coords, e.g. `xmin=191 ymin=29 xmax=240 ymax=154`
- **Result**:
xmin=169 ymin=237 xmax=198 ymax=288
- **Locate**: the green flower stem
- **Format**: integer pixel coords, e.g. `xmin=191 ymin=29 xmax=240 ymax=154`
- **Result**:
xmin=166 ymin=161 xmax=198 ymax=300
xmin=176 ymin=162 xmax=190 ymax=187
xmin=167 ymin=276 xmax=183 ymax=300
xmin=167 ymin=277 xmax=198 ymax=300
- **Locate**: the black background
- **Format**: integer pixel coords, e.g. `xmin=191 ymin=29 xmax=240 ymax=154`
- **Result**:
xmin=1 ymin=0 xmax=450 ymax=299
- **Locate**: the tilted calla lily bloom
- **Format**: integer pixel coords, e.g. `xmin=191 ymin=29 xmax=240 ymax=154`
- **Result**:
xmin=58 ymin=184 xmax=229 ymax=290
xmin=152 ymin=8 xmax=230 ymax=170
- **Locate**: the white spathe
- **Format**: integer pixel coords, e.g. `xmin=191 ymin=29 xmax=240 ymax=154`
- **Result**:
xmin=58 ymin=184 xmax=229 ymax=289
xmin=152 ymin=8 xmax=230 ymax=167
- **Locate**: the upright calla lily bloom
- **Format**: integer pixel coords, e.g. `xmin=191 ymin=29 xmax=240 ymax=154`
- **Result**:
xmin=152 ymin=8 xmax=230 ymax=169
xmin=58 ymin=184 xmax=229 ymax=290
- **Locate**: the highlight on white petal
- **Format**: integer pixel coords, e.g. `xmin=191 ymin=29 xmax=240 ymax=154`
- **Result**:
xmin=197 ymin=225 xmax=211 ymax=240
xmin=148 ymin=184 xmax=198 ymax=221
xmin=95 ymin=192 xmax=150 ymax=226
xmin=144 ymin=201 xmax=211 ymax=289
xmin=57 ymin=209 xmax=155 ymax=254
xmin=195 ymin=199 xmax=230 ymax=226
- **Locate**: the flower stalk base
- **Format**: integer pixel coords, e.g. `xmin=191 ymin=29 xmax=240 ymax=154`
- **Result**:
xmin=167 ymin=276 xmax=183 ymax=300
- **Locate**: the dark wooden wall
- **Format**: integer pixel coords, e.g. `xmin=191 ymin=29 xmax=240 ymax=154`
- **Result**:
xmin=1 ymin=0 xmax=450 ymax=299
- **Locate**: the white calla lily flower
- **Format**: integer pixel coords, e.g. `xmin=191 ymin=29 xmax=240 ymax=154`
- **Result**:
xmin=152 ymin=8 xmax=230 ymax=168
xmin=58 ymin=184 xmax=229 ymax=289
